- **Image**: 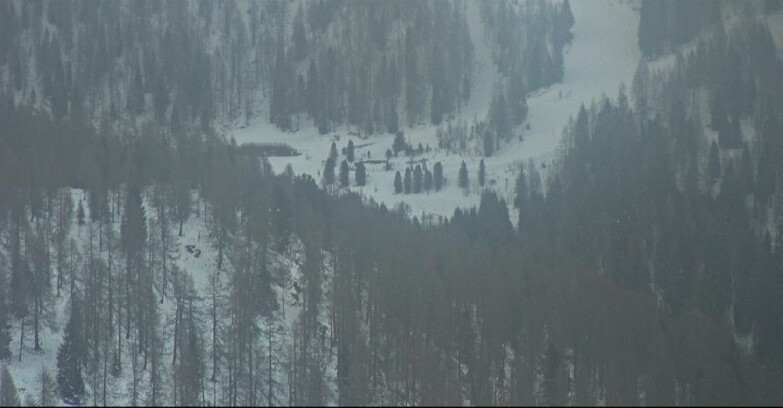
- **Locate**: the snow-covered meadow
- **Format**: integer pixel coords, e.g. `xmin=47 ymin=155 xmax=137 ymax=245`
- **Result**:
xmin=230 ymin=1 xmax=642 ymax=225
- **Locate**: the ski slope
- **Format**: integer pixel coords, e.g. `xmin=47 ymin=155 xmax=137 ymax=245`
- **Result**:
xmin=231 ymin=1 xmax=642 ymax=224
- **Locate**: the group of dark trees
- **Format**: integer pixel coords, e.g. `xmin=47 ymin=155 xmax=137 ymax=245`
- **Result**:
xmin=394 ymin=162 xmax=443 ymax=195
xmin=323 ymin=141 xmax=367 ymax=189
xmin=638 ymin=0 xmax=722 ymax=58
xmin=273 ymin=1 xmax=476 ymax=134
xmin=0 ymin=0 xmax=572 ymax=139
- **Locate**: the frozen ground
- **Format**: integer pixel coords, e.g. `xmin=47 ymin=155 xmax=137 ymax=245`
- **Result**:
xmin=230 ymin=1 xmax=642 ymax=224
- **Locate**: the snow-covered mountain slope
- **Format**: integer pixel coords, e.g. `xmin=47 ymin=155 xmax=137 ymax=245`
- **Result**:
xmin=230 ymin=0 xmax=642 ymax=223
xmin=3 ymin=189 xmax=332 ymax=406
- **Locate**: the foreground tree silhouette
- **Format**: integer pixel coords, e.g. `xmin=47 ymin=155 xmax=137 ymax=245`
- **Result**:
xmin=1 ymin=365 xmax=20 ymax=406
xmin=57 ymin=296 xmax=85 ymax=405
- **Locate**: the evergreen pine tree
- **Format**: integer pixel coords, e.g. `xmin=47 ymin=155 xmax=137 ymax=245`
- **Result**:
xmin=339 ymin=160 xmax=350 ymax=187
xmin=329 ymin=142 xmax=338 ymax=161
xmin=393 ymin=132 xmax=406 ymax=156
xmin=514 ymin=167 xmax=528 ymax=209
xmin=346 ymin=140 xmax=355 ymax=163
xmin=413 ymin=165 xmax=423 ymax=193
xmin=458 ymin=161 xmax=469 ymax=190
xmin=57 ymin=295 xmax=85 ymax=405
xmin=394 ymin=171 xmax=403 ymax=194
xmin=355 ymin=162 xmax=366 ymax=186
xmin=323 ymin=157 xmax=336 ymax=186
xmin=424 ymin=169 xmax=433 ymax=192
xmin=478 ymin=159 xmax=486 ymax=187
xmin=433 ymin=161 xmax=444 ymax=191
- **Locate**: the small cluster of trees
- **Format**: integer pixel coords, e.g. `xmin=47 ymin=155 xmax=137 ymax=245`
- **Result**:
xmin=394 ymin=159 xmax=486 ymax=194
xmin=394 ymin=162 xmax=443 ymax=195
xmin=323 ymin=141 xmax=368 ymax=188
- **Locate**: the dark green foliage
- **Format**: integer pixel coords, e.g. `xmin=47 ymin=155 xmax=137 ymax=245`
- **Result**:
xmin=514 ymin=167 xmax=528 ymax=210
xmin=392 ymin=132 xmax=406 ymax=156
xmin=413 ymin=165 xmax=423 ymax=194
xmin=323 ymin=157 xmax=336 ymax=186
xmin=346 ymin=140 xmax=355 ymax=163
xmin=458 ymin=161 xmax=468 ymax=190
xmin=638 ymin=1 xmax=667 ymax=57
xmin=57 ymin=296 xmax=85 ymax=405
xmin=394 ymin=171 xmax=403 ymax=194
xmin=765 ymin=0 xmax=782 ymax=13
xmin=433 ymin=161 xmax=444 ymax=191
xmin=339 ymin=160 xmax=350 ymax=187
xmin=0 ymin=317 xmax=10 ymax=361
xmin=478 ymin=159 xmax=485 ymax=187
xmin=639 ymin=1 xmax=720 ymax=58
xmin=355 ymin=162 xmax=366 ymax=186
xmin=424 ymin=168 xmax=432 ymax=192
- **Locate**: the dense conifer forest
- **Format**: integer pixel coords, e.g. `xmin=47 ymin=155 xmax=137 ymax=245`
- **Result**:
xmin=2 ymin=0 xmax=783 ymax=406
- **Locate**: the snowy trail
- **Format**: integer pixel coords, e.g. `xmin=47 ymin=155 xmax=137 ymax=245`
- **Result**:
xmin=491 ymin=0 xmax=641 ymax=182
xmin=231 ymin=1 xmax=642 ymax=222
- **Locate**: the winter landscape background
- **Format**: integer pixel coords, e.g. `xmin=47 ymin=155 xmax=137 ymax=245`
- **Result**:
xmin=2 ymin=0 xmax=783 ymax=406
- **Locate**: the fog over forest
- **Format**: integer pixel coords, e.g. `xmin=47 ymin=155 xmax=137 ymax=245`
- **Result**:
xmin=2 ymin=0 xmax=783 ymax=406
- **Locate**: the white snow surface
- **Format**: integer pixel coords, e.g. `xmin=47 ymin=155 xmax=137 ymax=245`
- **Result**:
xmin=230 ymin=0 xmax=642 ymax=224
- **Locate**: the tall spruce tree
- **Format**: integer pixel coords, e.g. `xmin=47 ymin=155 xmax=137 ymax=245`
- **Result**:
xmin=339 ymin=160 xmax=350 ymax=187
xmin=394 ymin=171 xmax=403 ymax=194
xmin=434 ymin=161 xmax=444 ymax=191
xmin=458 ymin=161 xmax=469 ymax=190
xmin=323 ymin=157 xmax=336 ymax=187
xmin=413 ymin=165 xmax=423 ymax=193
xmin=57 ymin=295 xmax=85 ymax=405
xmin=478 ymin=159 xmax=486 ymax=187
xmin=355 ymin=162 xmax=366 ymax=186
xmin=346 ymin=140 xmax=355 ymax=163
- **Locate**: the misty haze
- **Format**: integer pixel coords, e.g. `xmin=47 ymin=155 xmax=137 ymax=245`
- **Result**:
xmin=1 ymin=0 xmax=783 ymax=406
